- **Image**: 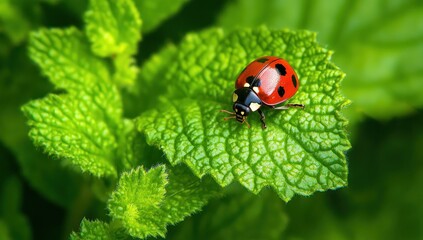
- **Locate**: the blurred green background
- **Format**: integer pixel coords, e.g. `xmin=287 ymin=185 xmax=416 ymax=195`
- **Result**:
xmin=1 ymin=0 xmax=422 ymax=239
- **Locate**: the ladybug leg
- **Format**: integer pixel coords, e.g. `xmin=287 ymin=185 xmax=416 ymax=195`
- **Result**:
xmin=257 ymin=109 xmax=267 ymax=129
xmin=244 ymin=120 xmax=251 ymax=128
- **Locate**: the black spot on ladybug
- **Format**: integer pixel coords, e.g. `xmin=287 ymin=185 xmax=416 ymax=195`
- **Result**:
xmin=292 ymin=75 xmax=297 ymax=88
xmin=256 ymin=58 xmax=269 ymax=63
xmin=246 ymin=76 xmax=262 ymax=87
xmin=246 ymin=76 xmax=255 ymax=85
xmin=278 ymin=86 xmax=285 ymax=97
xmin=275 ymin=64 xmax=287 ymax=76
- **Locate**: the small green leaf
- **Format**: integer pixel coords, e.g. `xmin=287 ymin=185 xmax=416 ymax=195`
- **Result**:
xmin=84 ymin=0 xmax=141 ymax=87
xmin=70 ymin=219 xmax=113 ymax=240
xmin=137 ymin=27 xmax=350 ymax=201
xmin=112 ymin=54 xmax=139 ymax=87
xmin=108 ymin=166 xmax=168 ymax=238
xmin=133 ymin=0 xmax=190 ymax=33
xmin=84 ymin=0 xmax=141 ymax=57
xmin=108 ymin=165 xmax=219 ymax=238
xmin=22 ymin=28 xmax=124 ymax=177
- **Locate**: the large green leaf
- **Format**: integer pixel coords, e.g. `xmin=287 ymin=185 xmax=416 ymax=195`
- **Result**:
xmin=137 ymin=27 xmax=350 ymax=201
xmin=22 ymin=28 xmax=123 ymax=177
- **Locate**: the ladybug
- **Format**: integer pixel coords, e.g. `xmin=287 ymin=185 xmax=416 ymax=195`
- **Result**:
xmin=221 ymin=56 xmax=304 ymax=129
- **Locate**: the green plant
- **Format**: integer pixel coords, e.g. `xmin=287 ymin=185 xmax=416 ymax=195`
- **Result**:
xmin=2 ymin=0 xmax=422 ymax=239
xmin=17 ymin=0 xmax=350 ymax=238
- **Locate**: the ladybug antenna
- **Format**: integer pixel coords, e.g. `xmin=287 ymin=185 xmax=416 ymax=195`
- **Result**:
xmin=220 ymin=109 xmax=250 ymax=128
xmin=220 ymin=109 xmax=235 ymax=115
xmin=220 ymin=110 xmax=237 ymax=121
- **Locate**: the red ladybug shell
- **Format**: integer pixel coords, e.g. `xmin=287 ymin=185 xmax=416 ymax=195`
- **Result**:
xmin=235 ymin=56 xmax=299 ymax=106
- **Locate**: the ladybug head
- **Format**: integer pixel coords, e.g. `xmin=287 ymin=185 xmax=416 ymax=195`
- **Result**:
xmin=231 ymin=87 xmax=263 ymax=124
xmin=233 ymin=102 xmax=250 ymax=123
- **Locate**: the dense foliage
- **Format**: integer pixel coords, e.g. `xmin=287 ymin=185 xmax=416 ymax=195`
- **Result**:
xmin=1 ymin=0 xmax=422 ymax=239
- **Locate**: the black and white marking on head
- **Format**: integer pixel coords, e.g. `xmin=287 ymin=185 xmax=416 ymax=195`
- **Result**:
xmin=232 ymin=93 xmax=238 ymax=102
xmin=253 ymin=86 xmax=259 ymax=93
xmin=275 ymin=64 xmax=287 ymax=76
xmin=278 ymin=86 xmax=285 ymax=97
xmin=291 ymin=74 xmax=297 ymax=88
xmin=256 ymin=58 xmax=269 ymax=63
